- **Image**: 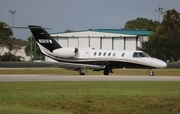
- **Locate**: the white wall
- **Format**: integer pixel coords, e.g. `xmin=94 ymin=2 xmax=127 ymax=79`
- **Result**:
xmin=79 ymin=37 xmax=89 ymax=48
xmin=54 ymin=36 xmax=142 ymax=51
xmin=90 ymin=37 xmax=100 ymax=49
xmin=102 ymin=37 xmax=112 ymax=50
xmin=69 ymin=37 xmax=78 ymax=47
xmin=125 ymin=38 xmax=136 ymax=50
xmin=57 ymin=37 xmax=68 ymax=47
xmin=114 ymin=37 xmax=124 ymax=50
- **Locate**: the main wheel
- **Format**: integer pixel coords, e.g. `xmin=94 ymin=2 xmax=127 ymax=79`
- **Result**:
xmin=103 ymin=70 xmax=109 ymax=75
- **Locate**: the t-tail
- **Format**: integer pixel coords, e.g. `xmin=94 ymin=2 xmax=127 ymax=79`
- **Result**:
xmin=28 ymin=25 xmax=62 ymax=53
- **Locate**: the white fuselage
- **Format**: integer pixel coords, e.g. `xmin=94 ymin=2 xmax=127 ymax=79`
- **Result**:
xmin=51 ymin=46 xmax=167 ymax=69
xmin=77 ymin=49 xmax=167 ymax=68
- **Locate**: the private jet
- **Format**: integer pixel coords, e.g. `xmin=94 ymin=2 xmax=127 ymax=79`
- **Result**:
xmin=29 ymin=25 xmax=167 ymax=76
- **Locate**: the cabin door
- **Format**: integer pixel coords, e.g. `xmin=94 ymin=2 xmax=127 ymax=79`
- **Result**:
xmin=84 ymin=52 xmax=90 ymax=60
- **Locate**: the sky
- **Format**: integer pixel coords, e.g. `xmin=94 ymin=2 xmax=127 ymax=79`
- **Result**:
xmin=0 ymin=0 xmax=180 ymax=40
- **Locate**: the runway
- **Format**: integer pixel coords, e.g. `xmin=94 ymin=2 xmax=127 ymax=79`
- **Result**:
xmin=0 ymin=75 xmax=180 ymax=82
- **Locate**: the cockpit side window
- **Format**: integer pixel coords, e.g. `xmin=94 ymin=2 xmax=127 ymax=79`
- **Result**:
xmin=139 ymin=52 xmax=150 ymax=57
xmin=133 ymin=52 xmax=150 ymax=58
xmin=133 ymin=52 xmax=138 ymax=57
xmin=138 ymin=53 xmax=144 ymax=57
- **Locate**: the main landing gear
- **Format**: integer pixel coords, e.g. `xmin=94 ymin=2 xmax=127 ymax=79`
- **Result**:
xmin=79 ymin=69 xmax=154 ymax=76
xmin=79 ymin=71 xmax=85 ymax=75
xmin=79 ymin=69 xmax=113 ymax=75
xmin=103 ymin=69 xmax=113 ymax=75
xmin=79 ymin=69 xmax=87 ymax=75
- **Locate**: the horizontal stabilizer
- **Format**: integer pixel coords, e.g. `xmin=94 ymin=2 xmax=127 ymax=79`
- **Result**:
xmin=9 ymin=26 xmax=52 ymax=30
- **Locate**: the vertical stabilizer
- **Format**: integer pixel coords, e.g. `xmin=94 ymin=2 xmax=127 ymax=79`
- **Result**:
xmin=28 ymin=25 xmax=62 ymax=52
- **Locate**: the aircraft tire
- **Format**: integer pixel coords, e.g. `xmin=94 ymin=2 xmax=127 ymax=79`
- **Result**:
xmin=103 ymin=70 xmax=109 ymax=75
xmin=150 ymin=71 xmax=154 ymax=76
xmin=79 ymin=71 xmax=85 ymax=75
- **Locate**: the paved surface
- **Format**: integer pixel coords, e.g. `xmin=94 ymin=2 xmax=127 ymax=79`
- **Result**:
xmin=0 ymin=62 xmax=52 ymax=68
xmin=0 ymin=75 xmax=180 ymax=82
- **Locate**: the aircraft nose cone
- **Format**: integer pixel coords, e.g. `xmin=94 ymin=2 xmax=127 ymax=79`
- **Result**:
xmin=160 ymin=61 xmax=167 ymax=68
xmin=156 ymin=59 xmax=167 ymax=68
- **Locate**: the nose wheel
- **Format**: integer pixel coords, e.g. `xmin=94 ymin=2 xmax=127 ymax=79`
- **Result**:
xmin=149 ymin=69 xmax=154 ymax=76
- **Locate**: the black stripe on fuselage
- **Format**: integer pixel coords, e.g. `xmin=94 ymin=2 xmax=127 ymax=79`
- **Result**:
xmin=47 ymin=54 xmax=154 ymax=69
xmin=57 ymin=60 xmax=154 ymax=69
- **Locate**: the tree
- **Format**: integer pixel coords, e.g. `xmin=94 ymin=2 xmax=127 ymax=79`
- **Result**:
xmin=1 ymin=52 xmax=23 ymax=62
xmin=0 ymin=22 xmax=13 ymax=55
xmin=0 ymin=22 xmax=12 ymax=38
xmin=140 ymin=9 xmax=180 ymax=61
xmin=25 ymin=36 xmax=44 ymax=61
xmin=8 ymin=38 xmax=27 ymax=55
xmin=0 ymin=22 xmax=28 ymax=61
xmin=124 ymin=17 xmax=160 ymax=32
xmin=65 ymin=29 xmax=74 ymax=33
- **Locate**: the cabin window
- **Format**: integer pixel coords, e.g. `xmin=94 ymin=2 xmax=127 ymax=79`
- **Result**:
xmin=113 ymin=53 xmax=116 ymax=57
xmin=122 ymin=53 xmax=125 ymax=57
xmin=108 ymin=52 xmax=111 ymax=56
xmin=133 ymin=52 xmax=138 ymax=57
xmin=94 ymin=52 xmax=97 ymax=56
xmin=103 ymin=52 xmax=106 ymax=56
xmin=98 ymin=52 xmax=102 ymax=56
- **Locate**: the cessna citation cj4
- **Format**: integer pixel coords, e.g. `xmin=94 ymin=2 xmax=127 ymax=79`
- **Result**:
xmin=29 ymin=25 xmax=167 ymax=76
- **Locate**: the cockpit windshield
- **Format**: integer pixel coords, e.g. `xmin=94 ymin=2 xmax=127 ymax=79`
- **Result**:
xmin=133 ymin=52 xmax=150 ymax=58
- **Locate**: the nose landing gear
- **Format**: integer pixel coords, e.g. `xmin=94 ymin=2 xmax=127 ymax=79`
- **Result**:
xmin=149 ymin=69 xmax=154 ymax=76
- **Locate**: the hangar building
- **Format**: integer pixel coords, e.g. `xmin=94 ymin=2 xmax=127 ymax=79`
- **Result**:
xmin=47 ymin=29 xmax=151 ymax=61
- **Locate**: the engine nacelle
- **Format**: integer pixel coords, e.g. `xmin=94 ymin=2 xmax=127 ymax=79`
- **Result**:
xmin=53 ymin=47 xmax=79 ymax=58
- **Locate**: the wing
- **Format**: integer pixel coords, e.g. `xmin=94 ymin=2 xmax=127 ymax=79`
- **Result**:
xmin=37 ymin=61 xmax=105 ymax=71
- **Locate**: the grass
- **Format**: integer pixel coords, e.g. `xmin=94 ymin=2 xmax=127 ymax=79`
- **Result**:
xmin=0 ymin=68 xmax=180 ymax=76
xmin=0 ymin=81 xmax=180 ymax=114
xmin=0 ymin=68 xmax=180 ymax=113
